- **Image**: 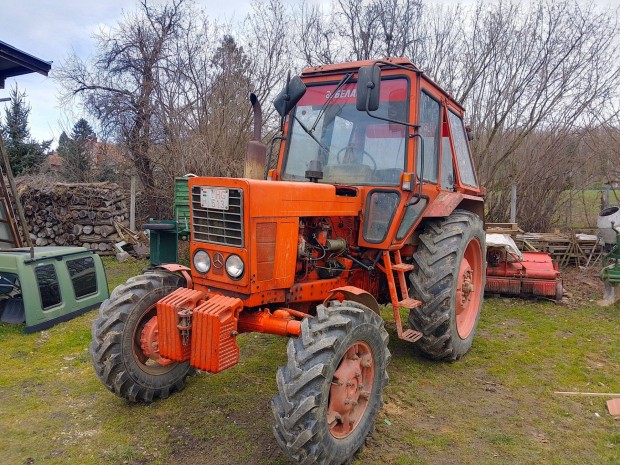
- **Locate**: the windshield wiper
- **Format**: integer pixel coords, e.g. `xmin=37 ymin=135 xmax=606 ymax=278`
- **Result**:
xmin=290 ymin=73 xmax=354 ymax=168
xmin=310 ymin=72 xmax=353 ymax=133
xmin=293 ymin=114 xmax=330 ymax=155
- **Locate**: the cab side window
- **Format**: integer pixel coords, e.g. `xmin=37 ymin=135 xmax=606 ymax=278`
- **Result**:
xmin=35 ymin=264 xmax=62 ymax=310
xmin=417 ymin=92 xmax=440 ymax=183
xmin=67 ymin=256 xmax=97 ymax=299
xmin=448 ymin=110 xmax=477 ymax=187
xmin=440 ymin=117 xmax=456 ymax=191
xmin=440 ymin=135 xmax=455 ymax=191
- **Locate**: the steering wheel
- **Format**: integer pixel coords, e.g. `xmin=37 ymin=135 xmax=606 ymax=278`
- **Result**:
xmin=335 ymin=146 xmax=377 ymax=171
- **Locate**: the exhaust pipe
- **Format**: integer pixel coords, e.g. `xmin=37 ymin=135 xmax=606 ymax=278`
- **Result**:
xmin=244 ymin=93 xmax=267 ymax=179
xmin=251 ymin=93 xmax=262 ymax=140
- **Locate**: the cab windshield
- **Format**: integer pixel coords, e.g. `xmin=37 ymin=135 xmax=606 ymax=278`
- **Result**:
xmin=282 ymin=78 xmax=409 ymax=186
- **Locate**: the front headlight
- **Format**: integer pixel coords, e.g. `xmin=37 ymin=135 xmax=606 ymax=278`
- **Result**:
xmin=193 ymin=250 xmax=210 ymax=273
xmin=225 ymin=254 xmax=244 ymax=279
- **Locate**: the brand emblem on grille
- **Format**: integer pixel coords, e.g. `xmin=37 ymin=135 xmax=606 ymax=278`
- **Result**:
xmin=213 ymin=252 xmax=224 ymax=269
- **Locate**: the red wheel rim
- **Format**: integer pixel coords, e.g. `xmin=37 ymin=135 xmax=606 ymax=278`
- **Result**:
xmin=132 ymin=307 xmax=176 ymax=373
xmin=327 ymin=342 xmax=375 ymax=439
xmin=455 ymin=238 xmax=483 ymax=339
xmin=140 ymin=316 xmax=174 ymax=366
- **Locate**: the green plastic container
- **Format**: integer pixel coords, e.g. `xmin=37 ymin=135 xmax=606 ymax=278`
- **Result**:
xmin=144 ymin=176 xmax=192 ymax=266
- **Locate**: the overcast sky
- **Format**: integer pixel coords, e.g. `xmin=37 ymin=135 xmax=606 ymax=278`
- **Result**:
xmin=0 ymin=0 xmax=259 ymax=147
xmin=0 ymin=0 xmax=615 ymax=147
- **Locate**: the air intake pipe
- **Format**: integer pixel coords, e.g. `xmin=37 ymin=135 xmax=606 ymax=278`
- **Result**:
xmin=244 ymin=93 xmax=267 ymax=180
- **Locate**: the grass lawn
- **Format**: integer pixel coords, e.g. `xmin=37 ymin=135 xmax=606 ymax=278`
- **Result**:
xmin=0 ymin=258 xmax=618 ymax=465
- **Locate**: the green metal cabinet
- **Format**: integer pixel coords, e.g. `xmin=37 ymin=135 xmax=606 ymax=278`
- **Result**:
xmin=175 ymin=176 xmax=191 ymax=239
xmin=144 ymin=176 xmax=193 ymax=266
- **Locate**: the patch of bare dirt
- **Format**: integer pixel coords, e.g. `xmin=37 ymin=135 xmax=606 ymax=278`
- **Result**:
xmin=560 ymin=266 xmax=605 ymax=306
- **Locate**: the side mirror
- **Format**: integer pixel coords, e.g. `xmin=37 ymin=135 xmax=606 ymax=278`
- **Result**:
xmin=356 ymin=65 xmax=381 ymax=112
xmin=273 ymin=75 xmax=307 ymax=117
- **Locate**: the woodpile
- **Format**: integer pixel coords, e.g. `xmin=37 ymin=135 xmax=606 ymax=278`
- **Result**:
xmin=17 ymin=180 xmax=129 ymax=254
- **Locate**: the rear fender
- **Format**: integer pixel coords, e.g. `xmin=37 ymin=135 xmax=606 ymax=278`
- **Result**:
xmin=423 ymin=192 xmax=484 ymax=222
xmin=324 ymin=286 xmax=381 ymax=315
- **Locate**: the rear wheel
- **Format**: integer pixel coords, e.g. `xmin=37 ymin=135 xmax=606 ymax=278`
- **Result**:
xmin=90 ymin=271 xmax=192 ymax=402
xmin=408 ymin=210 xmax=485 ymax=360
xmin=272 ymin=301 xmax=390 ymax=465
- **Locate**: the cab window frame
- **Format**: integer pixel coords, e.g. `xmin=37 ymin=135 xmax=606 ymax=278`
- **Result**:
xmin=447 ymin=108 xmax=478 ymax=188
xmin=66 ymin=256 xmax=98 ymax=300
xmin=280 ymin=75 xmax=411 ymax=186
xmin=417 ymin=89 xmax=442 ymax=184
xmin=35 ymin=263 xmax=63 ymax=311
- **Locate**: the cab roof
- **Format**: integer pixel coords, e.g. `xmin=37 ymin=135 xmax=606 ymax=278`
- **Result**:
xmin=301 ymin=57 xmax=419 ymax=76
xmin=301 ymin=57 xmax=465 ymax=113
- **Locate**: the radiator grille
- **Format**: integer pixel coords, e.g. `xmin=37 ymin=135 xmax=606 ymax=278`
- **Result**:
xmin=192 ymin=186 xmax=244 ymax=247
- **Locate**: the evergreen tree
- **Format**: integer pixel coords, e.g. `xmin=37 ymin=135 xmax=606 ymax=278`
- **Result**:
xmin=57 ymin=118 xmax=95 ymax=182
xmin=0 ymin=86 xmax=50 ymax=175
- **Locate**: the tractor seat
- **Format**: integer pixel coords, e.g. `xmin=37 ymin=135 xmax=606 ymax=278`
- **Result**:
xmin=323 ymin=164 xmax=373 ymax=184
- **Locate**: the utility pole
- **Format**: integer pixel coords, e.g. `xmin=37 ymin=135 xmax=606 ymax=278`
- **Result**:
xmin=130 ymin=175 xmax=136 ymax=232
xmin=603 ymin=187 xmax=610 ymax=210
xmin=510 ymin=183 xmax=517 ymax=224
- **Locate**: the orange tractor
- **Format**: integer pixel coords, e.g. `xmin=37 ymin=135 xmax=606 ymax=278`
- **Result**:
xmin=91 ymin=58 xmax=485 ymax=464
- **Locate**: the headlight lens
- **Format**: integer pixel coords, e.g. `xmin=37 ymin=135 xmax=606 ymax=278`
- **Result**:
xmin=225 ymin=254 xmax=244 ymax=279
xmin=193 ymin=250 xmax=210 ymax=273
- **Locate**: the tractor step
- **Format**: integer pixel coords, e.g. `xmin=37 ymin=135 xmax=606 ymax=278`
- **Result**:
xmin=391 ymin=263 xmax=414 ymax=272
xmin=381 ymin=250 xmax=424 ymax=344
xmin=398 ymin=297 xmax=422 ymax=309
xmin=400 ymin=329 xmax=423 ymax=343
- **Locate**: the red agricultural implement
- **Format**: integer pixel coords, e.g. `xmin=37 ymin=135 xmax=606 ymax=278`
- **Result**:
xmin=485 ymin=234 xmax=563 ymax=300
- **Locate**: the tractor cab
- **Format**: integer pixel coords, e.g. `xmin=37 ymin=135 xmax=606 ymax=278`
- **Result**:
xmin=266 ymin=58 xmax=484 ymax=250
xmin=272 ymin=59 xmax=481 ymax=198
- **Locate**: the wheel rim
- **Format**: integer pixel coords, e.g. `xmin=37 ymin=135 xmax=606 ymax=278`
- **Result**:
xmin=327 ymin=342 xmax=375 ymax=439
xmin=140 ymin=316 xmax=174 ymax=366
xmin=132 ymin=305 xmax=176 ymax=374
xmin=455 ymin=238 xmax=483 ymax=339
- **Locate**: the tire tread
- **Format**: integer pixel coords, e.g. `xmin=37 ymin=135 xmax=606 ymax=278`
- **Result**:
xmin=89 ymin=271 xmax=190 ymax=402
xmin=408 ymin=210 xmax=485 ymax=361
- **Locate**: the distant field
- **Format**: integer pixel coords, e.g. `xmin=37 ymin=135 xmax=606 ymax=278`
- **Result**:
xmin=0 ymin=258 xmax=618 ymax=465
xmin=558 ymin=189 xmax=620 ymax=230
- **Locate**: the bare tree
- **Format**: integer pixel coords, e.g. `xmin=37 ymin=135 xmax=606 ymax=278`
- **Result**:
xmin=58 ymin=0 xmax=189 ymax=217
xmin=460 ymin=1 xmax=620 ymax=225
xmin=55 ymin=0 xmax=620 ymax=231
xmin=294 ymin=1 xmax=342 ymax=66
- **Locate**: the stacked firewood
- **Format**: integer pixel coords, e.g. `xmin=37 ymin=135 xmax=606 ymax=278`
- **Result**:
xmin=17 ymin=180 xmax=129 ymax=254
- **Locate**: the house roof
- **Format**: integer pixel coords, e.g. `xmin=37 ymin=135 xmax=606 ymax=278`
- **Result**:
xmin=0 ymin=40 xmax=51 ymax=89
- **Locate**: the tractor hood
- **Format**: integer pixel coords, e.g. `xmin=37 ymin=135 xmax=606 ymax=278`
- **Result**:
xmin=188 ymin=177 xmax=363 ymax=219
xmin=187 ymin=177 xmax=363 ymax=301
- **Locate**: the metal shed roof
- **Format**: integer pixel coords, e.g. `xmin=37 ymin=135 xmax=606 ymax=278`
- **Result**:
xmin=0 ymin=40 xmax=51 ymax=89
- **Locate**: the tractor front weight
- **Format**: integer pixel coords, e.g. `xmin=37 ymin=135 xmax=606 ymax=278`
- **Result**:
xmin=155 ymin=287 xmax=301 ymax=373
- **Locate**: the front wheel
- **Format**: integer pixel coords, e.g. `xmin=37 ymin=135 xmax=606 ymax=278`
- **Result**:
xmin=272 ymin=301 xmax=390 ymax=465
xmin=90 ymin=271 xmax=192 ymax=402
